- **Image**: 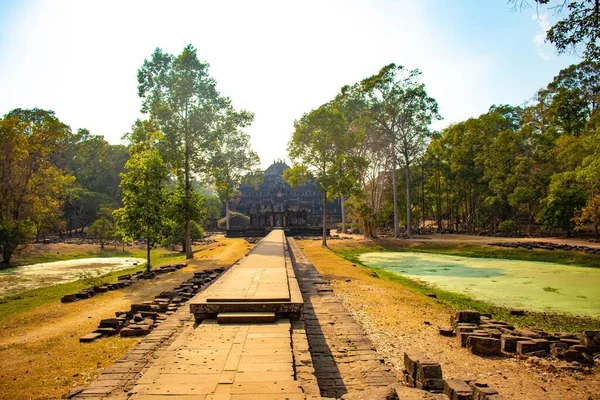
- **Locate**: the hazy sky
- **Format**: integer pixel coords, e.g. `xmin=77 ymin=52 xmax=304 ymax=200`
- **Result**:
xmin=0 ymin=0 xmax=581 ymax=169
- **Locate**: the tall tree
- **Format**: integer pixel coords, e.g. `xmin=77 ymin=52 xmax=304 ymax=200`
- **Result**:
xmin=114 ymin=125 xmax=169 ymax=270
xmin=511 ymin=0 xmax=600 ymax=62
xmin=285 ymin=104 xmax=363 ymax=246
xmin=0 ymin=109 xmax=72 ymax=266
xmin=137 ymin=45 xmax=225 ymax=259
xmin=208 ymin=107 xmax=260 ymax=230
xmin=360 ymin=64 xmax=440 ymax=237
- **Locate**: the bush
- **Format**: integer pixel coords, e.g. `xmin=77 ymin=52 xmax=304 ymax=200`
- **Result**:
xmin=218 ymin=211 xmax=250 ymax=230
xmin=498 ymin=219 xmax=519 ymax=234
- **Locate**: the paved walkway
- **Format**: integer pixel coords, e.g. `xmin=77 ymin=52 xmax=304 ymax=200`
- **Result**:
xmin=288 ymin=238 xmax=399 ymax=398
xmin=190 ymin=230 xmax=302 ymax=319
xmin=74 ymin=232 xmax=411 ymax=400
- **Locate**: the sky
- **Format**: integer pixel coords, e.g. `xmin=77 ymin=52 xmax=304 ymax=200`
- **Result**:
xmin=0 ymin=0 xmax=582 ymax=169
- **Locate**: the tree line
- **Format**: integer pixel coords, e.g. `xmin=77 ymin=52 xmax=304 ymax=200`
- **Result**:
xmin=286 ymin=60 xmax=600 ymax=245
xmin=0 ymin=44 xmax=260 ymax=267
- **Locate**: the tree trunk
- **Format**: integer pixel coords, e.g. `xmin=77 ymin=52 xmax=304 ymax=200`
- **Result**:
xmin=405 ymin=160 xmax=412 ymax=238
xmin=322 ymin=192 xmax=328 ymax=247
xmin=595 ymin=223 xmax=599 ymax=240
xmin=226 ymin=200 xmax=230 ymax=230
xmin=146 ymin=233 xmax=151 ymax=272
xmin=391 ymin=140 xmax=399 ymax=238
xmin=184 ymin=148 xmax=193 ymax=260
xmin=340 ymin=194 xmax=347 ymax=233
xmin=184 ymin=104 xmax=193 ymax=260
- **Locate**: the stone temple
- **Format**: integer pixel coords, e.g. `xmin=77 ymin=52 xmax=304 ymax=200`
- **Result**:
xmin=229 ymin=160 xmax=342 ymax=235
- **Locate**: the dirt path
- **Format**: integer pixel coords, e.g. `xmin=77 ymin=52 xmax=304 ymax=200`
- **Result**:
xmin=298 ymin=239 xmax=600 ymax=400
xmin=0 ymin=238 xmax=249 ymax=400
xmin=337 ymin=232 xmax=600 ymax=249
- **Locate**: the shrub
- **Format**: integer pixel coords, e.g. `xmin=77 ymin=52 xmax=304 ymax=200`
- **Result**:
xmin=498 ymin=219 xmax=519 ymax=234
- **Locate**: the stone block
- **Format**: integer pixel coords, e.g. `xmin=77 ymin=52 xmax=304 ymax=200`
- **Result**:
xmin=456 ymin=310 xmax=481 ymax=325
xmin=130 ymin=303 xmax=154 ymax=313
xmin=531 ymin=338 xmax=550 ymax=353
xmin=79 ymin=332 xmax=102 ymax=343
xmin=416 ymin=378 xmax=445 ymax=392
xmin=444 ymin=379 xmax=473 ymax=400
xmin=516 ymin=341 xmax=538 ymax=355
xmin=459 ymin=332 xmax=489 ymax=347
xmin=98 ymin=318 xmax=122 ymax=329
xmin=473 ymin=386 xmax=500 ymax=400
xmin=404 ymin=352 xmax=429 ymax=378
xmin=120 ymin=326 xmax=151 ymax=337
xmin=94 ymin=327 xmax=117 ymax=337
xmin=467 ymin=336 xmax=501 ymax=356
xmin=559 ymin=338 xmax=581 ymax=346
xmin=60 ymin=294 xmax=78 ymax=303
xmin=562 ymin=350 xmax=593 ymax=365
xmin=439 ymin=327 xmax=455 ymax=337
xmin=500 ymin=335 xmax=529 ymax=353
xmin=416 ymin=362 xmax=443 ymax=381
xmin=456 ymin=324 xmax=478 ymax=334
xmin=582 ymin=330 xmax=600 ymax=347
xmin=550 ymin=342 xmax=569 ymax=357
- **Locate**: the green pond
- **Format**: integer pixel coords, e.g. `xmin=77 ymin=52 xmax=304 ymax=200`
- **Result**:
xmin=358 ymin=252 xmax=600 ymax=317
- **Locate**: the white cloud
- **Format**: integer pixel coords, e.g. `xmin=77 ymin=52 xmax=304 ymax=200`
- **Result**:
xmin=532 ymin=13 xmax=551 ymax=60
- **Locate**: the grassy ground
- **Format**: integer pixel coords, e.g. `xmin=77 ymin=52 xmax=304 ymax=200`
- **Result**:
xmin=300 ymin=239 xmax=600 ymax=400
xmin=329 ymin=238 xmax=600 ymax=332
xmin=6 ymin=243 xmax=148 ymax=267
xmin=0 ymin=248 xmax=180 ymax=322
xmin=334 ymin=238 xmax=600 ymax=269
xmin=0 ymin=238 xmax=251 ymax=400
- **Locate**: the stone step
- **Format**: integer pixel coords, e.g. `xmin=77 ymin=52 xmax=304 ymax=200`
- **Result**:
xmin=217 ymin=312 xmax=277 ymax=324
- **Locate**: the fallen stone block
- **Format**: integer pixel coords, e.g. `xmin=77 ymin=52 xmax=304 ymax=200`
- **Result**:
xmin=416 ymin=378 xmax=445 ymax=392
xmin=439 ymin=327 xmax=455 ymax=337
xmin=120 ymin=326 xmax=151 ymax=337
xmin=455 ymin=310 xmax=481 ymax=326
xmin=444 ymin=379 xmax=473 ymax=400
xmin=561 ymin=349 xmax=593 ymax=365
xmin=473 ymin=385 xmax=500 ymax=400
xmin=99 ymin=318 xmax=122 ymax=329
xmin=94 ymin=327 xmax=118 ymax=337
xmin=60 ymin=294 xmax=79 ymax=303
xmin=459 ymin=332 xmax=489 ymax=347
xmin=416 ymin=361 xmax=443 ymax=381
xmin=404 ymin=351 xmax=429 ymax=378
xmin=582 ymin=330 xmax=600 ymax=348
xmin=531 ymin=338 xmax=550 ymax=353
xmin=79 ymin=332 xmax=102 ymax=343
xmin=467 ymin=336 xmax=501 ymax=356
xmin=516 ymin=341 xmax=538 ymax=355
xmin=130 ymin=303 xmax=154 ymax=313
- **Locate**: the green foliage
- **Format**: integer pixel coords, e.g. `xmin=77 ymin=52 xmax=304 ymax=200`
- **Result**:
xmin=137 ymin=45 xmax=228 ymax=258
xmin=88 ymin=207 xmax=115 ymax=250
xmin=537 ymin=172 xmax=587 ymax=235
xmin=217 ymin=211 xmax=249 ymax=230
xmin=286 ymin=103 xmax=364 ymax=246
xmin=76 ymin=268 xmax=112 ymax=288
xmin=511 ymin=1 xmax=600 ymax=62
xmin=498 ymin=219 xmax=519 ymax=234
xmin=202 ymin=196 xmax=222 ymax=230
xmin=114 ymin=124 xmax=170 ymax=268
xmin=0 ymin=109 xmax=73 ymax=264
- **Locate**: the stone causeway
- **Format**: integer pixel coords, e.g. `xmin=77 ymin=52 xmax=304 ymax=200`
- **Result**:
xmin=71 ymin=230 xmax=445 ymax=399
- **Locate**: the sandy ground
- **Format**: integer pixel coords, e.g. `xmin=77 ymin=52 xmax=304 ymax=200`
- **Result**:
xmin=299 ymin=239 xmax=600 ymax=400
xmin=0 ymin=237 xmax=251 ymax=400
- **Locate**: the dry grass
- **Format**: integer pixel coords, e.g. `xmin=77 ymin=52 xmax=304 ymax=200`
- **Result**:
xmin=299 ymin=239 xmax=600 ymax=400
xmin=0 ymin=238 xmax=250 ymax=400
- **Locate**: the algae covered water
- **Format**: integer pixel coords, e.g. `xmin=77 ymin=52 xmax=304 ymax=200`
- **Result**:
xmin=358 ymin=252 xmax=600 ymax=317
xmin=0 ymin=257 xmax=145 ymax=297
